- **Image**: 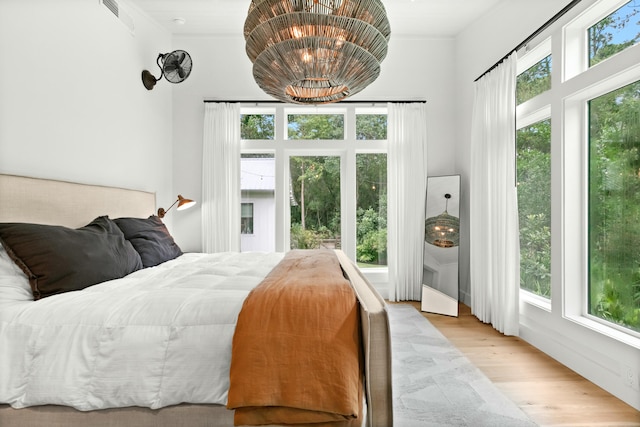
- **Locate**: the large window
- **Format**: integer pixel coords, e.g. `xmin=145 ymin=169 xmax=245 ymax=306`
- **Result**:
xmin=518 ymin=0 xmax=640 ymax=339
xmin=240 ymin=105 xmax=388 ymax=269
xmin=517 ymin=119 xmax=552 ymax=298
xmin=588 ymin=80 xmax=640 ymax=333
xmin=516 ymin=39 xmax=553 ymax=300
xmin=356 ymin=153 xmax=387 ymax=267
xmin=289 ymin=155 xmax=341 ymax=249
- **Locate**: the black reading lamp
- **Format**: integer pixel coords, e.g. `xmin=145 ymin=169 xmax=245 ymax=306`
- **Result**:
xmin=157 ymin=195 xmax=196 ymax=218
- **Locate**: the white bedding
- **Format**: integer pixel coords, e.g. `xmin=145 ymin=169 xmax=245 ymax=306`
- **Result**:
xmin=0 ymin=249 xmax=284 ymax=411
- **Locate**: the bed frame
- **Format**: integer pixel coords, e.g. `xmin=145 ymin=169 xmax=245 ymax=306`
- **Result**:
xmin=0 ymin=174 xmax=393 ymax=427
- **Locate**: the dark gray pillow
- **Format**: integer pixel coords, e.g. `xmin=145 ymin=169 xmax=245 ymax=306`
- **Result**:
xmin=114 ymin=215 xmax=183 ymax=268
xmin=0 ymin=216 xmax=143 ymax=300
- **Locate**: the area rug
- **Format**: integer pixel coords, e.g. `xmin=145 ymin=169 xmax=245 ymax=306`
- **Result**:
xmin=388 ymin=304 xmax=537 ymax=427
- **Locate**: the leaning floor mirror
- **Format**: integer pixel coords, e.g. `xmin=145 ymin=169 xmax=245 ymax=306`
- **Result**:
xmin=422 ymin=175 xmax=460 ymax=317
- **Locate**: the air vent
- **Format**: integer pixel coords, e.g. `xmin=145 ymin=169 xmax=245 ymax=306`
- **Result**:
xmin=99 ymin=0 xmax=135 ymax=35
xmin=102 ymin=0 xmax=118 ymax=17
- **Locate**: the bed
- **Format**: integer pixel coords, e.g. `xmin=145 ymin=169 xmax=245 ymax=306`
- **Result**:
xmin=0 ymin=174 xmax=393 ymax=427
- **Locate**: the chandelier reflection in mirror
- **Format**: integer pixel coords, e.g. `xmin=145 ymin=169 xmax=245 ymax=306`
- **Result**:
xmin=425 ymin=193 xmax=460 ymax=248
xmin=244 ymin=0 xmax=390 ymax=105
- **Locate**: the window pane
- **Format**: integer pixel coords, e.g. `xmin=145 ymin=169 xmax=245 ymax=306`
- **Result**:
xmin=356 ymin=154 xmax=387 ymax=267
xmin=241 ymin=154 xmax=275 ymax=251
xmin=517 ymin=118 xmax=551 ymax=298
xmin=241 ymin=203 xmax=254 ymax=234
xmin=588 ymin=80 xmax=640 ymax=333
xmin=356 ymin=114 xmax=387 ymax=140
xmin=589 ymin=1 xmax=640 ymax=66
xmin=289 ymin=156 xmax=341 ymax=249
xmin=241 ymin=114 xmax=274 ymax=140
xmin=287 ymin=114 xmax=344 ymax=140
xmin=516 ymin=55 xmax=552 ymax=105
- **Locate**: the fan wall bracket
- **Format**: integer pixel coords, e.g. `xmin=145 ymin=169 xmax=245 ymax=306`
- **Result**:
xmin=141 ymin=70 xmax=159 ymax=90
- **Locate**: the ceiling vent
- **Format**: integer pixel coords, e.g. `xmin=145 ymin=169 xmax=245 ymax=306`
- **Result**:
xmin=99 ymin=0 xmax=135 ymax=35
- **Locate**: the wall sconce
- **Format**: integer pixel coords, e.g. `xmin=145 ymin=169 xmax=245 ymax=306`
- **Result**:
xmin=157 ymin=195 xmax=196 ymax=218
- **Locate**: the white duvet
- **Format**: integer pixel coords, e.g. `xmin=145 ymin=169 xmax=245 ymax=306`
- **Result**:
xmin=0 ymin=249 xmax=283 ymax=411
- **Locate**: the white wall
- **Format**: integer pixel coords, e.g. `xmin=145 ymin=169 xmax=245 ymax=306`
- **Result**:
xmin=170 ymin=34 xmax=459 ymax=251
xmin=0 ymin=0 xmax=173 ymax=225
xmin=456 ymin=0 xmax=640 ymax=410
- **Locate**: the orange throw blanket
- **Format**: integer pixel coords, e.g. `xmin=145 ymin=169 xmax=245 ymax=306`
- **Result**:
xmin=227 ymin=249 xmax=363 ymax=426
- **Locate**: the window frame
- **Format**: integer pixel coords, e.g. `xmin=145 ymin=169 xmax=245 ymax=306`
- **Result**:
xmin=240 ymin=103 xmax=389 ymax=278
xmin=519 ymin=0 xmax=640 ymax=343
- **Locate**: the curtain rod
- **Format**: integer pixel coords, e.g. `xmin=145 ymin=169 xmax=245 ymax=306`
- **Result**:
xmin=474 ymin=0 xmax=582 ymax=82
xmin=203 ymin=99 xmax=426 ymax=104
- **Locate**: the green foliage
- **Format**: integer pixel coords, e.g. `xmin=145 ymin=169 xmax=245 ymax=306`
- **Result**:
xmin=589 ymin=2 xmax=640 ymax=66
xmin=588 ymin=79 xmax=640 ymax=332
xmin=288 ymin=114 xmax=344 ymax=140
xmin=241 ymin=114 xmax=274 ymax=140
xmin=517 ymin=119 xmax=551 ymax=298
xmin=290 ymin=223 xmax=319 ymax=249
xmin=356 ymin=206 xmax=388 ymax=264
xmin=516 ymin=55 xmax=552 ymax=105
xmin=356 ymin=114 xmax=387 ymax=140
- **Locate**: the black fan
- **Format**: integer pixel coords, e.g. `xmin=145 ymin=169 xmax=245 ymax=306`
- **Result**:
xmin=142 ymin=50 xmax=193 ymax=90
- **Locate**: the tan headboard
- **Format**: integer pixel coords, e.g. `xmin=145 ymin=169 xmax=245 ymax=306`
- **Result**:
xmin=0 ymin=174 xmax=156 ymax=228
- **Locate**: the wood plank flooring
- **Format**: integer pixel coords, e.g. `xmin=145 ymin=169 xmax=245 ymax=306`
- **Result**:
xmin=396 ymin=301 xmax=640 ymax=427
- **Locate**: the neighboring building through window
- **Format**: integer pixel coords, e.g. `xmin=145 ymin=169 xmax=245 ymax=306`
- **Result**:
xmin=240 ymin=154 xmax=275 ymax=252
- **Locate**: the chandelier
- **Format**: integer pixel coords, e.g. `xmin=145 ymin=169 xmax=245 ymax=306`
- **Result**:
xmin=244 ymin=0 xmax=391 ymax=105
xmin=425 ymin=194 xmax=460 ymax=248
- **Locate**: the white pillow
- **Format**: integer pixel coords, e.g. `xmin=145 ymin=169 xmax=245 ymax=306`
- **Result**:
xmin=0 ymin=244 xmax=33 ymax=302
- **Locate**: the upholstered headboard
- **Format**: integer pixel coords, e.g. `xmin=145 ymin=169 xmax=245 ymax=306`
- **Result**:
xmin=0 ymin=174 xmax=156 ymax=228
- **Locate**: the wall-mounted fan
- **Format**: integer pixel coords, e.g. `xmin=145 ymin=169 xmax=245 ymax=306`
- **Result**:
xmin=142 ymin=50 xmax=193 ymax=90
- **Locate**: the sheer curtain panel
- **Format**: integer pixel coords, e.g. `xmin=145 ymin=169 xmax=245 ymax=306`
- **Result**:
xmin=202 ymin=103 xmax=241 ymax=253
xmin=469 ymin=52 xmax=520 ymax=335
xmin=387 ymin=102 xmax=428 ymax=301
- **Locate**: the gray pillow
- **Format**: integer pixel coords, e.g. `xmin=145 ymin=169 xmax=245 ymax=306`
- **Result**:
xmin=114 ymin=215 xmax=183 ymax=268
xmin=0 ymin=216 xmax=143 ymax=300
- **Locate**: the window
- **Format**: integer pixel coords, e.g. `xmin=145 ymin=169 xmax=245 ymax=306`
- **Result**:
xmin=516 ymin=39 xmax=553 ymax=302
xmin=588 ymin=1 xmax=640 ymax=66
xmin=287 ymin=114 xmax=344 ymax=140
xmin=356 ymin=114 xmax=387 ymax=140
xmin=240 ymin=105 xmax=388 ymax=272
xmin=516 ymin=54 xmax=552 ymax=105
xmin=356 ymin=153 xmax=387 ymax=267
xmin=290 ymin=156 xmax=341 ymax=249
xmin=241 ymin=114 xmax=274 ymax=140
xmin=588 ymin=79 xmax=640 ymax=333
xmin=517 ymin=118 xmax=551 ymax=298
xmin=241 ymin=203 xmax=254 ymax=234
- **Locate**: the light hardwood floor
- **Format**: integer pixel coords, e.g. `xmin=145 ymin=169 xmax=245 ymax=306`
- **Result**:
xmin=397 ymin=301 xmax=640 ymax=427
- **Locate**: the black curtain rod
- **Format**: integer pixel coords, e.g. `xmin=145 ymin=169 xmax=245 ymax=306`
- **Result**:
xmin=203 ymin=99 xmax=426 ymax=104
xmin=474 ymin=0 xmax=582 ymax=82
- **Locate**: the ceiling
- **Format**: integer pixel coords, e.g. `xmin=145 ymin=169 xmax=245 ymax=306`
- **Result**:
xmin=126 ymin=0 xmax=502 ymax=38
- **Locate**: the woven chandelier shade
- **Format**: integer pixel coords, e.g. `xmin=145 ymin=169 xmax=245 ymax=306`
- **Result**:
xmin=244 ymin=0 xmax=390 ymax=104
xmin=425 ymin=194 xmax=460 ymax=248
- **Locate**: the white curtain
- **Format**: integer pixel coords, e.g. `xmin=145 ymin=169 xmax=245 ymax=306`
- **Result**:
xmin=470 ymin=52 xmax=520 ymax=335
xmin=387 ymin=102 xmax=428 ymax=301
xmin=201 ymin=102 xmax=241 ymax=253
